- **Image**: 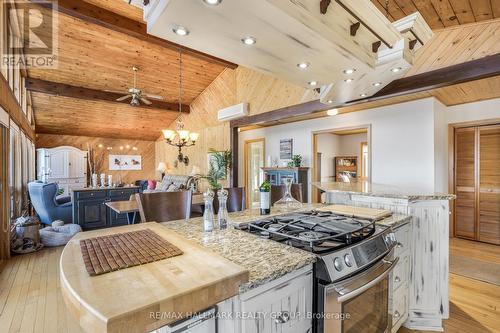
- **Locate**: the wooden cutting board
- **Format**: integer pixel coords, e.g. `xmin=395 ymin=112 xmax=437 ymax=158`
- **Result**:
xmin=60 ymin=222 xmax=249 ymax=333
xmin=321 ymin=205 xmax=392 ymax=220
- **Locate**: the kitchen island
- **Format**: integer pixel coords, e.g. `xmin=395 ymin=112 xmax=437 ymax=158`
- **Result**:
xmin=314 ymin=181 xmax=456 ymax=332
xmin=60 ymin=203 xmax=411 ymax=333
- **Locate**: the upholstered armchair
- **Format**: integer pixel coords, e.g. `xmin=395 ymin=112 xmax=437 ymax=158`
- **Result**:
xmin=28 ymin=182 xmax=73 ymax=225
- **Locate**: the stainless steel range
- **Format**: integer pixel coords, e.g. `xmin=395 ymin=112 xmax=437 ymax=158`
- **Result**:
xmin=241 ymin=210 xmax=399 ymax=333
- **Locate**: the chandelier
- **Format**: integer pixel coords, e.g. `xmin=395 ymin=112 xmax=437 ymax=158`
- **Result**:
xmin=162 ymin=49 xmax=199 ymax=166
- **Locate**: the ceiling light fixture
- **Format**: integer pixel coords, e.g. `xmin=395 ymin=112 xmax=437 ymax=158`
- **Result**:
xmin=161 ymin=49 xmax=199 ymax=166
xmin=308 ymin=81 xmax=318 ymax=86
xmin=360 ymin=93 xmax=367 ymax=97
xmin=391 ymin=67 xmax=402 ymax=73
xmin=241 ymin=36 xmax=256 ymax=45
xmin=327 ymin=99 xmax=333 ymax=104
xmin=203 ymin=0 xmax=222 ymax=5
xmin=297 ymin=62 xmax=310 ymax=69
xmin=327 ymin=108 xmax=339 ymax=116
xmin=372 ymin=82 xmax=382 ymax=87
xmin=344 ymin=78 xmax=354 ymax=83
xmin=172 ymin=26 xmax=189 ymax=36
xmin=343 ymin=68 xmax=356 ymax=75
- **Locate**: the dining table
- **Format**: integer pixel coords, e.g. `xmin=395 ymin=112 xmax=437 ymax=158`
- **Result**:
xmin=105 ymin=193 xmax=205 ymax=224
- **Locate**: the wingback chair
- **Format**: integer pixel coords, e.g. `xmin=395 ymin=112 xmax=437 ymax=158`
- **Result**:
xmin=28 ymin=182 xmax=73 ymax=225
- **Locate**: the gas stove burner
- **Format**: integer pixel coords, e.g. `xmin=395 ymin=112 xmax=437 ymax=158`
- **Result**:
xmin=303 ymin=210 xmax=334 ymax=218
xmin=267 ymin=223 xmax=283 ymax=232
xmin=298 ymin=231 xmax=329 ymax=241
xmin=259 ymin=231 xmax=270 ymax=238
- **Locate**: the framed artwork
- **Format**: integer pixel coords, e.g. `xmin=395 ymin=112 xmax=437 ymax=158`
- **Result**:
xmin=280 ymin=139 xmax=293 ymax=159
xmin=109 ymin=155 xmax=142 ymax=171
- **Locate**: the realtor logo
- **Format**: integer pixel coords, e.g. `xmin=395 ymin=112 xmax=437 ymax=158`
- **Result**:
xmin=2 ymin=0 xmax=58 ymax=69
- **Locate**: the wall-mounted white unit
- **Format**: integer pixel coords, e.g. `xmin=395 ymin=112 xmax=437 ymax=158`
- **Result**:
xmin=37 ymin=146 xmax=88 ymax=196
xmin=218 ymin=102 xmax=248 ymax=122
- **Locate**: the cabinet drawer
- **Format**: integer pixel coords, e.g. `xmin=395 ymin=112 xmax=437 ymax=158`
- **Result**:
xmin=392 ymin=255 xmax=409 ymax=291
xmin=394 ymin=223 xmax=410 ymax=257
xmin=240 ymin=270 xmax=313 ymax=333
xmin=392 ymin=283 xmax=408 ymax=330
xmin=110 ymin=188 xmax=138 ymax=199
xmin=76 ymin=190 xmax=106 ymax=200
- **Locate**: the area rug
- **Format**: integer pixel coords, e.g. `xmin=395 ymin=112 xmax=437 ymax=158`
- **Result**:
xmin=450 ymin=255 xmax=500 ymax=286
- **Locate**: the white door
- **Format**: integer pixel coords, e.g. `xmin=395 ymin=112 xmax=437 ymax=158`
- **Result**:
xmin=48 ymin=150 xmax=68 ymax=179
xmin=68 ymin=151 xmax=86 ymax=178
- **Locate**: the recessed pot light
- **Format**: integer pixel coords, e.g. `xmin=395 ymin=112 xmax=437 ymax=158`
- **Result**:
xmin=360 ymin=93 xmax=367 ymax=97
xmin=391 ymin=67 xmax=402 ymax=73
xmin=327 ymin=99 xmax=333 ymax=103
xmin=172 ymin=26 xmax=189 ymax=36
xmin=203 ymin=0 xmax=222 ymax=5
xmin=327 ymin=108 xmax=339 ymax=116
xmin=241 ymin=36 xmax=256 ymax=45
xmin=343 ymin=68 xmax=356 ymax=75
xmin=297 ymin=62 xmax=310 ymax=69
xmin=308 ymin=81 xmax=318 ymax=86
xmin=344 ymin=78 xmax=354 ymax=83
xmin=372 ymin=82 xmax=382 ymax=87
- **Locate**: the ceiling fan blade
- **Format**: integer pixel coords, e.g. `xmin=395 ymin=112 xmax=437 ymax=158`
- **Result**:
xmin=116 ymin=95 xmax=132 ymax=102
xmin=140 ymin=97 xmax=153 ymax=105
xmin=105 ymin=89 xmax=127 ymax=94
xmin=143 ymin=93 xmax=164 ymax=100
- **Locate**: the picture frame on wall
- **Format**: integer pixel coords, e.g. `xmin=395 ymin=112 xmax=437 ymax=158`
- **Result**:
xmin=280 ymin=139 xmax=293 ymax=159
xmin=109 ymin=155 xmax=142 ymax=171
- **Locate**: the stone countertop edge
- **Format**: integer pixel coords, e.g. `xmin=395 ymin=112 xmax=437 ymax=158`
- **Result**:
xmin=313 ymin=182 xmax=456 ymax=201
xmin=161 ymin=204 xmax=411 ymax=294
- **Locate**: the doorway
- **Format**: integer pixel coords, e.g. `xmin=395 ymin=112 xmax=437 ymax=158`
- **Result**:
xmin=244 ymin=138 xmax=265 ymax=208
xmin=312 ymin=126 xmax=371 ymax=203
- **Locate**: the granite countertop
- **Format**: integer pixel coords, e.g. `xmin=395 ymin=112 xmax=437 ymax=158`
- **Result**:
xmin=313 ymin=181 xmax=456 ymax=201
xmin=161 ymin=204 xmax=410 ymax=293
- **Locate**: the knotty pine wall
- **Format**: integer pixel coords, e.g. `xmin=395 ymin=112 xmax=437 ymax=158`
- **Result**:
xmin=155 ymin=66 xmax=318 ymax=184
xmin=36 ymin=134 xmax=157 ymax=184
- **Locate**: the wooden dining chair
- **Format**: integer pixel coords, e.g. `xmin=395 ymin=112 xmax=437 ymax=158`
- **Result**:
xmin=135 ymin=191 xmax=192 ymax=223
xmin=213 ymin=187 xmax=246 ymax=214
xmin=271 ymin=183 xmax=303 ymax=206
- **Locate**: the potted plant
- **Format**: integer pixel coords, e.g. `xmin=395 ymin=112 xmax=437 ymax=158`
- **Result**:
xmin=291 ymin=154 xmax=302 ymax=167
xmin=205 ymin=149 xmax=232 ymax=189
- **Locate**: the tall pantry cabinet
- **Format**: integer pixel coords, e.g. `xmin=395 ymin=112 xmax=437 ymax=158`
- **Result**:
xmin=455 ymin=124 xmax=500 ymax=245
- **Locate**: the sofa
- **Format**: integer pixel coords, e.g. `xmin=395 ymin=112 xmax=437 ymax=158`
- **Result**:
xmin=141 ymin=174 xmax=192 ymax=193
xmin=28 ymin=182 xmax=73 ymax=225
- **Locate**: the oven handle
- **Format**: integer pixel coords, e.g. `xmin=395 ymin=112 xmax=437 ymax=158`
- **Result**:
xmin=328 ymin=252 xmax=399 ymax=303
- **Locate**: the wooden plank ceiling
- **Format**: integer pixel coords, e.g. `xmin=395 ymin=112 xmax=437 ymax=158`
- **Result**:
xmin=371 ymin=0 xmax=500 ymax=29
xmin=30 ymin=1 xmax=228 ymax=140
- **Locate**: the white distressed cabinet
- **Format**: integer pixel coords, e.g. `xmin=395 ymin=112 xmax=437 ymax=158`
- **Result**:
xmin=218 ymin=265 xmax=313 ymax=333
xmin=37 ymin=146 xmax=88 ymax=196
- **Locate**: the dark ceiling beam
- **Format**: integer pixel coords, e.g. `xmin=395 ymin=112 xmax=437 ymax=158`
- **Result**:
xmin=231 ymin=55 xmax=500 ymax=127
xmin=25 ymin=78 xmax=190 ymax=112
xmin=33 ymin=0 xmax=238 ymax=69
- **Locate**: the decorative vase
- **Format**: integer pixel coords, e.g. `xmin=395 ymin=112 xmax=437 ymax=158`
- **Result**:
xmin=91 ymin=173 xmax=98 ymax=188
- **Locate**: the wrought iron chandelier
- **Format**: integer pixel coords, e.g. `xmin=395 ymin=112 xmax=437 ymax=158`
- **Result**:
xmin=161 ymin=49 xmax=199 ymax=166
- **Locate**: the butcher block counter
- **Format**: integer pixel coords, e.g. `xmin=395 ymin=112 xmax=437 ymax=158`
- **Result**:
xmin=60 ymin=222 xmax=249 ymax=333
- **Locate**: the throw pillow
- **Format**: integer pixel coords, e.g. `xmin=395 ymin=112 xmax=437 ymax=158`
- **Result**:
xmin=147 ymin=180 xmax=157 ymax=190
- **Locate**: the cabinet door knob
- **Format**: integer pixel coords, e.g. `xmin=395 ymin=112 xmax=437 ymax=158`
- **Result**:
xmin=394 ymin=311 xmax=400 ymax=319
xmin=396 ymin=242 xmax=403 ymax=248
xmin=394 ymin=276 xmax=401 ymax=283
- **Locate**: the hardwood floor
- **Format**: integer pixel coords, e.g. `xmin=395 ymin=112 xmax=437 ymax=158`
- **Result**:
xmin=0 ymin=239 xmax=498 ymax=333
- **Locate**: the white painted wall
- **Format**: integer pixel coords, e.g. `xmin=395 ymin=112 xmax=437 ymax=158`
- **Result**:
xmin=446 ymin=98 xmax=500 ymax=124
xmin=316 ymin=133 xmax=339 ymax=181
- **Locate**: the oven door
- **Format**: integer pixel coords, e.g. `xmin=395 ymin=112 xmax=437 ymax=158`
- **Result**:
xmin=317 ymin=251 xmax=399 ymax=333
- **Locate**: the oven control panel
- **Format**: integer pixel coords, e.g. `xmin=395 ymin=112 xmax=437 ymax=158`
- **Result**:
xmin=320 ymin=228 xmax=395 ymax=282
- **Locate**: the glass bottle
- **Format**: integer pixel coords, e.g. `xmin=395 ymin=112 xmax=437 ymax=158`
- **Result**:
xmin=203 ymin=189 xmax=215 ymax=232
xmin=274 ymin=177 xmax=302 ymax=212
xmin=217 ymin=189 xmax=229 ymax=229
xmin=259 ymin=180 xmax=271 ymax=215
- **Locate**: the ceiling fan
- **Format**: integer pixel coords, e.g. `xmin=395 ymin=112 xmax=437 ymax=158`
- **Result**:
xmin=111 ymin=67 xmax=163 ymax=106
